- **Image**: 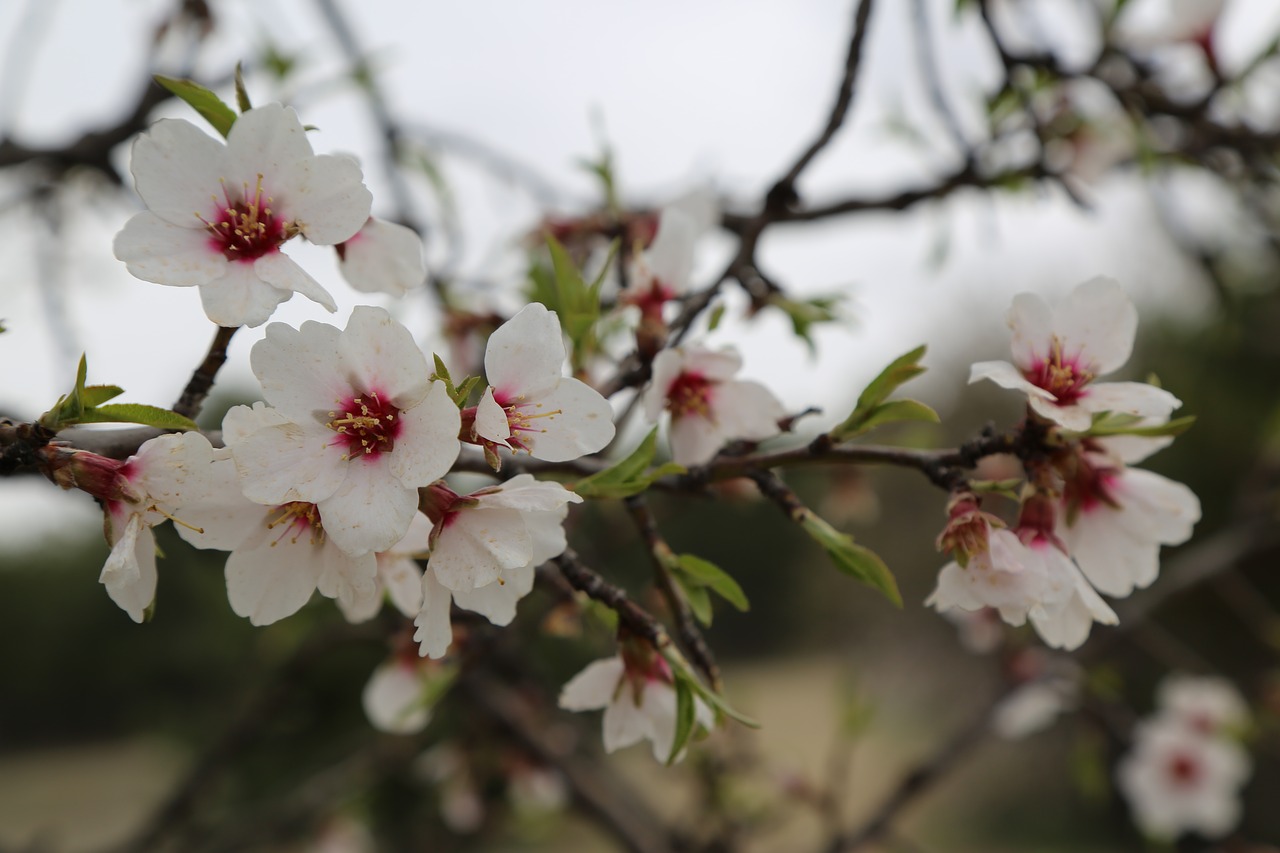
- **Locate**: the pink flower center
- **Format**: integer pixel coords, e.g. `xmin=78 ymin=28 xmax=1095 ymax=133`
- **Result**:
xmin=1063 ymin=457 xmax=1121 ymax=515
xmin=327 ymin=391 xmax=402 ymax=460
xmin=1165 ymin=750 xmax=1202 ymax=788
xmin=666 ymin=371 xmax=713 ymax=419
xmin=492 ymin=392 xmax=563 ymax=453
xmin=200 ymin=174 xmax=289 ymax=262
xmin=265 ymin=501 xmax=324 ymax=546
xmin=1023 ymin=337 xmax=1095 ymax=405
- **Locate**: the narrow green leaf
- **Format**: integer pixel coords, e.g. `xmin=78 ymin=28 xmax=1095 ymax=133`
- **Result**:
xmin=154 ymin=75 xmax=237 ymax=137
xmin=81 ymin=385 xmax=125 ymax=407
xmin=675 ymin=554 xmax=748 ymax=612
xmin=667 ymin=676 xmax=698 ymax=765
xmin=857 ymin=346 xmax=927 ymax=411
xmin=1087 ymin=415 xmax=1196 ymax=439
xmin=673 ymin=574 xmax=713 ymax=626
xmin=75 ymin=404 xmax=199 ymax=431
xmin=707 ymin=303 xmax=726 ymax=332
xmin=799 ymin=511 xmax=902 ymax=607
xmin=831 ymin=346 xmax=930 ymax=440
xmin=572 ymin=429 xmax=684 ymax=499
xmin=233 ymin=62 xmax=252 ymax=112
xmin=851 ymin=399 xmax=940 ymax=434
xmin=661 ymin=648 xmax=760 ymax=728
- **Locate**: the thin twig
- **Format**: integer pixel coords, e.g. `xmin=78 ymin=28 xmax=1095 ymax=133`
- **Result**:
xmin=172 ymin=325 xmax=237 ymax=421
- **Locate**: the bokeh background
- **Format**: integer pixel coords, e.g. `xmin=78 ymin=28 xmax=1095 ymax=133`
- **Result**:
xmin=2 ymin=0 xmax=1280 ymax=850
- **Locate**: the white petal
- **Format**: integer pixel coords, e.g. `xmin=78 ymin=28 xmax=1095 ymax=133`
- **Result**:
xmin=129 ymin=118 xmax=228 ymax=227
xmin=363 ymin=662 xmax=431 ymax=734
xmin=378 ymin=553 xmax=425 ymax=618
xmin=603 ymin=691 xmax=650 ymax=753
xmin=113 ymin=212 xmax=226 ymax=286
xmin=1063 ymin=509 xmax=1158 ymax=597
xmin=474 ymin=386 xmax=512 ymax=447
xmin=1096 ymin=433 xmax=1174 ymax=466
xmin=524 ymin=508 xmax=572 ymax=565
xmin=101 ymin=511 xmax=157 ymax=623
xmin=559 ymin=657 xmax=625 ymax=711
xmin=1007 ymin=292 xmax=1054 ymax=370
xmin=669 ymin=414 xmax=724 ymax=467
xmin=712 ymin=380 xmax=784 ymax=442
xmin=639 ymin=681 xmax=681 ymax=763
xmin=968 ymin=360 xmax=1054 ymax=399
xmin=479 ymin=475 xmax=583 ymax=513
xmin=231 ymin=422 xmax=346 ymax=505
xmin=683 ymin=346 xmax=743 ymax=381
xmin=429 ymin=507 xmax=531 ymax=591
xmin=484 ymin=303 xmax=567 ymax=399
xmin=315 ymin=541 xmax=379 ymax=613
xmin=523 ymin=378 xmax=616 ymax=461
xmin=222 ymin=103 xmax=315 ymax=196
xmin=414 ymin=569 xmax=455 ymax=659
xmin=221 ymin=402 xmax=289 ymax=445
xmin=454 ymin=563 xmax=534 ymax=626
xmin=1078 ymin=382 xmax=1181 ymax=421
xmin=254 ymin=252 xmax=336 ymax=312
xmin=320 ymin=461 xmax=419 ymax=555
xmin=339 ymin=306 xmax=431 ymax=408
xmin=1052 ymin=276 xmax=1136 ymax=375
xmin=1027 ymin=396 xmax=1094 ymax=431
xmin=197 ymin=263 xmax=290 ymax=328
xmin=225 ymin=525 xmax=326 ymax=625
xmin=646 ymin=208 xmax=698 ymax=293
xmin=173 ymin=456 xmax=265 ymax=551
xmin=644 ymin=349 xmax=684 ymax=422
xmin=338 ymin=218 xmax=425 ymax=295
xmin=388 ymin=382 xmax=461 ymax=487
xmin=250 ymin=320 xmax=346 ymax=424
xmin=286 ymin=153 xmax=373 ymax=245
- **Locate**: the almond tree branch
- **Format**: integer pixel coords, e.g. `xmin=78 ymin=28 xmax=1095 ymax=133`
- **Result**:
xmin=172 ymin=325 xmax=237 ymax=421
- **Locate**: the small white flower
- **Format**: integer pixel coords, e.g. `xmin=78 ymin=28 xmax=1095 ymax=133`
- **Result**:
xmin=413 ymin=475 xmax=582 ymax=658
xmin=1058 ymin=444 xmax=1200 ymax=598
xmin=114 ymin=103 xmax=372 ymax=327
xmin=362 ymin=658 xmax=433 ymax=735
xmin=1117 ymin=716 xmax=1250 ymax=840
xmin=470 ymin=303 xmax=615 ymax=463
xmin=991 ymin=669 xmax=1081 ymax=740
xmin=166 ymin=420 xmax=377 ymax=625
xmin=558 ymin=654 xmax=714 ymax=763
xmin=643 ymin=344 xmax=784 ymax=466
xmin=970 ymin=277 xmax=1181 ymax=431
xmin=623 ymin=205 xmax=700 ymax=313
xmin=336 ymin=217 xmax=426 ymax=297
xmin=227 ymin=306 xmax=461 ymax=556
xmin=1157 ymin=674 xmax=1250 ymax=736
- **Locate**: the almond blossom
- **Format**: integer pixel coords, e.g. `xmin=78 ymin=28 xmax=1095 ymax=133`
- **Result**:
xmin=43 ymin=434 xmax=210 ymax=622
xmin=1117 ymin=716 xmax=1250 ymax=840
xmin=228 ymin=306 xmax=461 ymax=556
xmin=558 ymin=647 xmax=714 ymax=763
xmin=970 ymin=277 xmax=1181 ymax=432
xmin=413 ymin=475 xmax=582 ymax=658
xmin=338 ymin=513 xmax=430 ymax=624
xmin=165 ymin=413 xmax=378 ymax=624
xmin=1057 ymin=439 xmax=1200 ymax=598
xmin=336 ymin=217 xmax=427 ymax=296
xmin=469 ymin=302 xmax=615 ymax=464
xmin=1156 ymin=674 xmax=1250 ymax=737
xmin=643 ymin=344 xmax=784 ymax=466
xmin=362 ymin=656 xmax=435 ymax=735
xmin=114 ymin=103 xmax=372 ymax=327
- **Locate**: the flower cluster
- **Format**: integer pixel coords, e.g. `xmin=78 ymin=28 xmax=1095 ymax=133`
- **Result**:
xmin=1117 ymin=674 xmax=1251 ymax=840
xmin=930 ymin=278 xmax=1201 ymax=650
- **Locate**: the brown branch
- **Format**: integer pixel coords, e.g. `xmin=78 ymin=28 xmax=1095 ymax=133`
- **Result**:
xmin=554 ymin=549 xmax=672 ymax=653
xmin=625 ymin=495 xmax=722 ymax=691
xmin=172 ymin=325 xmax=237 ymax=421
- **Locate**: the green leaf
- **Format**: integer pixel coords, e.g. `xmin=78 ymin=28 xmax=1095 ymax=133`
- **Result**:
xmin=707 ymin=303 xmax=726 ymax=332
xmin=233 ymin=62 xmax=252 ymax=112
xmin=154 ymin=75 xmax=237 ymax=137
xmin=675 ymin=554 xmax=748 ymax=612
xmin=81 ymin=385 xmax=125 ymax=407
xmin=667 ymin=676 xmax=698 ymax=765
xmin=74 ymin=404 xmax=199 ymax=431
xmin=673 ymin=573 xmax=713 ymax=626
xmin=799 ymin=511 xmax=902 ymax=607
xmin=430 ymin=354 xmax=475 ymax=407
xmin=831 ymin=346 xmax=930 ymax=440
xmin=1086 ymin=414 xmax=1196 ymax=439
xmin=572 ymin=428 xmax=685 ymax=499
xmin=661 ymin=647 xmax=759 ymax=728
xmin=767 ymin=293 xmax=842 ymax=352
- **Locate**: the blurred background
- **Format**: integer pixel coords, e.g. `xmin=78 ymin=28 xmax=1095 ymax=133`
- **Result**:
xmin=2 ymin=0 xmax=1280 ymax=850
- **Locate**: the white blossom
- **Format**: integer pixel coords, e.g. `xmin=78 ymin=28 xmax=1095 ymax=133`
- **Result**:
xmin=1117 ymin=716 xmax=1250 ymax=840
xmin=970 ymin=277 xmax=1181 ymax=431
xmin=114 ymin=103 xmax=372 ymax=327
xmin=227 ymin=306 xmax=461 ymax=556
xmin=643 ymin=344 xmax=784 ymax=466
xmin=471 ymin=302 xmax=615 ymax=462
xmin=413 ymin=475 xmax=581 ymax=658
xmin=362 ymin=658 xmax=433 ymax=735
xmin=1157 ymin=674 xmax=1250 ymax=736
xmin=336 ymin=217 xmax=426 ymax=296
xmin=558 ymin=654 xmax=714 ymax=763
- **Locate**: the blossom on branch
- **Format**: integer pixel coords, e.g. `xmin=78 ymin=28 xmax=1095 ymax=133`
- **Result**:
xmin=469 ymin=303 xmax=615 ymax=464
xmin=228 ymin=306 xmax=461 ymax=556
xmin=643 ymin=344 xmax=784 ymax=466
xmin=969 ymin=277 xmax=1180 ymax=431
xmin=114 ymin=103 xmax=373 ymax=327
xmin=413 ymin=475 xmax=582 ymax=658
xmin=558 ymin=646 xmax=714 ymax=763
xmin=336 ymin=217 xmax=427 ymax=297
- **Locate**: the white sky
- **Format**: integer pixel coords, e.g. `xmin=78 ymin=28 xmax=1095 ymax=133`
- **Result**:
xmin=0 ymin=0 xmax=1273 ymax=541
